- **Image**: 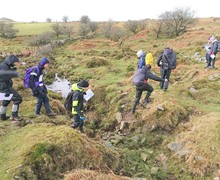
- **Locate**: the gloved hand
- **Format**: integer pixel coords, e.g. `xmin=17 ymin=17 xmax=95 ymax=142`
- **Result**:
xmin=80 ymin=116 xmax=87 ymax=121
xmin=4 ymin=92 xmax=10 ymax=97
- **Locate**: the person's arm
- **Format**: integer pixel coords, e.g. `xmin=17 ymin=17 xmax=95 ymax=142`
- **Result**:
xmin=157 ymin=54 xmax=163 ymax=67
xmin=147 ymin=71 xmax=164 ymax=82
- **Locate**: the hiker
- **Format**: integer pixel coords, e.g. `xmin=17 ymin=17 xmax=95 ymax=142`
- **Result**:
xmin=0 ymin=55 xmax=23 ymax=121
xmin=28 ymin=57 xmax=56 ymax=116
xmin=132 ymin=64 xmax=165 ymax=113
xmin=136 ymin=49 xmax=146 ymax=69
xmin=157 ymin=47 xmax=176 ymax=91
xmin=71 ymin=80 xmax=89 ymax=133
xmin=209 ymin=35 xmax=218 ymax=68
xmin=202 ymin=39 xmax=211 ymax=68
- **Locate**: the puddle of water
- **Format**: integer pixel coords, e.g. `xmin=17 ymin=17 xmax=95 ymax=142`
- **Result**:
xmin=47 ymin=74 xmax=71 ymax=98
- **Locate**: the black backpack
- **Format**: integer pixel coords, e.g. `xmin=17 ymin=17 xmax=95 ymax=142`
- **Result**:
xmin=163 ymin=48 xmax=177 ymax=69
xmin=64 ymin=90 xmax=74 ymax=112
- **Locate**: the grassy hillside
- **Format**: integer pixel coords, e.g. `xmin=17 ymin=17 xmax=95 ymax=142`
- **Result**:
xmin=0 ymin=18 xmax=220 ymax=179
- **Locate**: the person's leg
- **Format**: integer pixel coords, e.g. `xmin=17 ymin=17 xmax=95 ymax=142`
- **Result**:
xmin=71 ymin=114 xmax=80 ymax=129
xmin=0 ymin=102 xmax=9 ymax=120
xmin=211 ymin=57 xmax=216 ymax=68
xmin=160 ymin=68 xmax=165 ymax=89
xmin=0 ymin=88 xmax=11 ymax=120
xmin=163 ymin=69 xmax=171 ymax=91
xmin=143 ymin=84 xmax=154 ymax=104
xmin=42 ymin=95 xmax=56 ymax=116
xmin=79 ymin=118 xmax=85 ymax=133
xmin=132 ymin=87 xmax=143 ymax=113
xmin=206 ymin=53 xmax=211 ymax=67
xmin=9 ymin=88 xmax=23 ymax=121
xmin=36 ymin=96 xmax=43 ymax=115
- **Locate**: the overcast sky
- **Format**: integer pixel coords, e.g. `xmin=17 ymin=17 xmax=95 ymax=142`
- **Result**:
xmin=1 ymin=0 xmax=220 ymax=22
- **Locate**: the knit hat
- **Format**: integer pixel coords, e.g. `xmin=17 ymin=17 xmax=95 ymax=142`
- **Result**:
xmin=78 ymin=80 xmax=89 ymax=88
xmin=39 ymin=57 xmax=49 ymax=66
xmin=208 ymin=36 xmax=215 ymax=42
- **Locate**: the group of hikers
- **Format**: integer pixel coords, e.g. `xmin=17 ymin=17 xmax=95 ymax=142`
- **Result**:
xmin=203 ymin=35 xmax=219 ymax=68
xmin=131 ymin=47 xmax=176 ymax=113
xmin=0 ymin=56 xmax=89 ymax=132
xmin=0 ymin=35 xmax=218 ymax=132
xmin=132 ymin=35 xmax=219 ymax=114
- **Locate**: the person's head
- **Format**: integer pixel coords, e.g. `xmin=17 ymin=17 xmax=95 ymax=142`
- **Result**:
xmin=77 ymin=80 xmax=89 ymax=90
xmin=5 ymin=55 xmax=20 ymax=67
xmin=136 ymin=49 xmax=144 ymax=59
xmin=208 ymin=35 xmax=215 ymax=43
xmin=39 ymin=57 xmax=49 ymax=69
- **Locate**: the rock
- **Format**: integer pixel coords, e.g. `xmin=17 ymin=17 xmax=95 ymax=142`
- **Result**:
xmin=176 ymin=148 xmax=190 ymax=158
xmin=157 ymin=104 xmax=165 ymax=111
xmin=189 ymin=87 xmax=198 ymax=93
xmin=167 ymin=142 xmax=184 ymax=152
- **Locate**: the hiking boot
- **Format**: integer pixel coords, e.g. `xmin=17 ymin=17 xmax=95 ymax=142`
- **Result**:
xmin=143 ymin=98 xmax=151 ymax=104
xmin=47 ymin=112 xmax=56 ymax=116
xmin=1 ymin=114 xmax=9 ymax=121
xmin=10 ymin=116 xmax=23 ymax=121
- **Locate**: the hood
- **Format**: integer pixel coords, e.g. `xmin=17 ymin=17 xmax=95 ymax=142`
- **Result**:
xmin=5 ymin=55 xmax=19 ymax=66
xmin=71 ymin=83 xmax=83 ymax=92
xmin=163 ymin=48 xmax=173 ymax=55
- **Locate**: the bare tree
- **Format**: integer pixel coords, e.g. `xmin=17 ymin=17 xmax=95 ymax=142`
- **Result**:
xmin=124 ymin=20 xmax=141 ymax=34
xmin=139 ymin=20 xmax=147 ymax=31
xmin=159 ymin=8 xmax=196 ymax=37
xmin=51 ymin=22 xmax=62 ymax=38
xmin=89 ymin=21 xmax=99 ymax=33
xmin=0 ymin=22 xmax=18 ymax=39
xmin=78 ymin=24 xmax=90 ymax=38
xmin=62 ymin=16 xmax=69 ymax=23
xmin=152 ymin=20 xmax=164 ymax=38
xmin=61 ymin=24 xmax=74 ymax=38
xmin=102 ymin=19 xmax=114 ymax=39
xmin=80 ymin=15 xmax=90 ymax=24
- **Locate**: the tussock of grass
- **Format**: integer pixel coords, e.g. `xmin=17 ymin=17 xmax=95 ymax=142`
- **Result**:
xmin=172 ymin=112 xmax=220 ymax=176
xmin=0 ymin=124 xmax=120 ymax=179
xmin=64 ymin=169 xmax=132 ymax=180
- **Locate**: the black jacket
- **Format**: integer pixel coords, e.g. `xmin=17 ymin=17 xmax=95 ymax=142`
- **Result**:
xmin=0 ymin=55 xmax=19 ymax=92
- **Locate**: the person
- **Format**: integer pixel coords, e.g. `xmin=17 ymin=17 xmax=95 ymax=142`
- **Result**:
xmin=157 ymin=47 xmax=176 ymax=91
xmin=209 ymin=35 xmax=218 ymax=68
xmin=136 ymin=49 xmax=146 ymax=69
xmin=71 ymin=80 xmax=89 ymax=133
xmin=29 ymin=57 xmax=56 ymax=116
xmin=132 ymin=64 xmax=165 ymax=114
xmin=0 ymin=55 xmax=23 ymax=121
xmin=202 ymin=39 xmax=211 ymax=68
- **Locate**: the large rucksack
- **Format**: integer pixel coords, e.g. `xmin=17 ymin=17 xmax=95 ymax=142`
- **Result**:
xmin=64 ymin=90 xmax=74 ymax=112
xmin=163 ymin=48 xmax=176 ymax=69
xmin=23 ymin=66 xmax=40 ymax=88
xmin=132 ymin=68 xmax=146 ymax=86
